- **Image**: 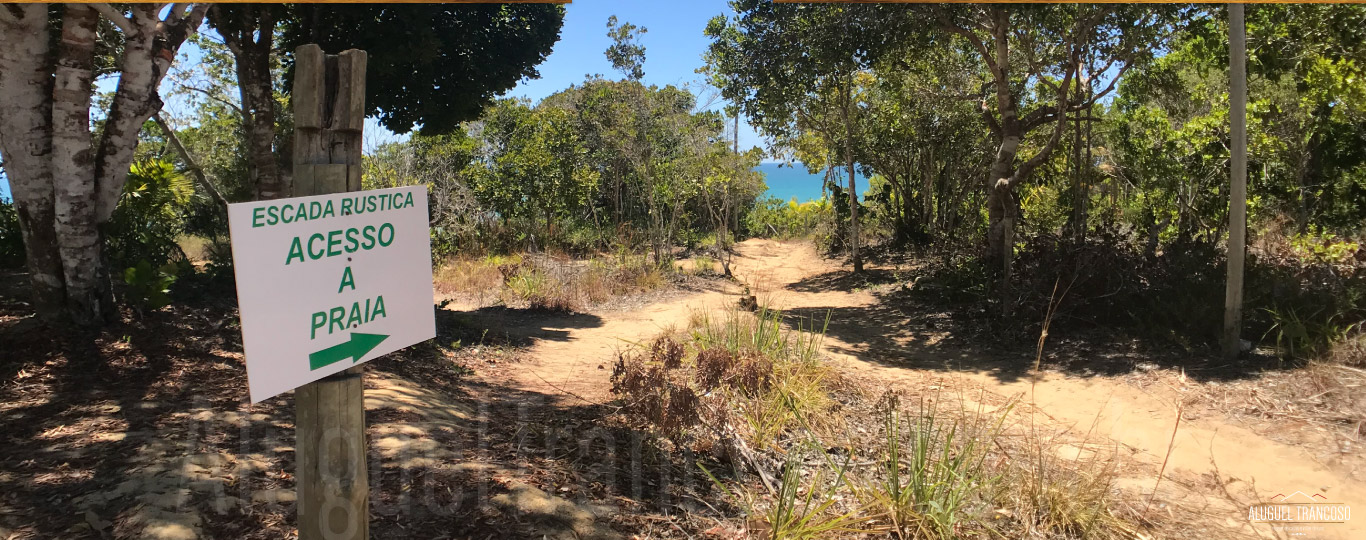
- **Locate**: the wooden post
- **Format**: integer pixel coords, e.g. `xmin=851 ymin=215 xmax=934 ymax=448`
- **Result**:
xmin=1223 ymin=5 xmax=1248 ymax=360
xmin=292 ymin=44 xmax=370 ymax=540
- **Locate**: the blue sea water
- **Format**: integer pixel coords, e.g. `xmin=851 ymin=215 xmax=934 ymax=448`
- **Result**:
xmin=0 ymin=164 xmax=855 ymax=205
xmin=755 ymin=162 xmax=866 ymax=203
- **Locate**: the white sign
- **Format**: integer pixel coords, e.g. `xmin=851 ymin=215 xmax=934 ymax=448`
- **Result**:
xmin=228 ymin=185 xmax=435 ymax=402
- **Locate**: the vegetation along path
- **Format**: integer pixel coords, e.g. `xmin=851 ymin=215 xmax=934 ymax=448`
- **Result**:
xmin=477 ymin=239 xmax=1366 ymax=539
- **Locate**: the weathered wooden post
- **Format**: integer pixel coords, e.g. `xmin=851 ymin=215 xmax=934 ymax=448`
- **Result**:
xmin=291 ymin=44 xmax=369 ymax=540
xmin=1223 ymin=5 xmax=1248 ymax=360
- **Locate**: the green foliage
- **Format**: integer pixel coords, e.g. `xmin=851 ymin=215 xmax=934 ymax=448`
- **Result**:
xmin=0 ymin=198 xmax=24 ymax=269
xmin=282 ymin=3 xmax=565 ymax=134
xmin=106 ymin=159 xmax=195 ymax=270
xmin=763 ymin=458 xmax=864 ymax=540
xmin=1289 ymin=226 xmax=1361 ymax=264
xmin=1262 ymin=305 xmax=1354 ymax=360
xmin=745 ymin=197 xmax=830 ymax=240
xmin=468 ymin=98 xmax=598 ymax=243
xmin=690 ymin=305 xmax=827 ymax=366
xmin=604 ymin=15 xmax=647 ymax=81
xmin=854 ymin=395 xmax=1009 ymax=539
xmin=1108 ymin=5 xmax=1366 ymax=239
xmin=122 ymin=259 xmax=180 ymax=313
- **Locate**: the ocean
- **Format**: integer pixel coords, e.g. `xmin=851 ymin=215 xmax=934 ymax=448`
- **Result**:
xmin=755 ymin=162 xmax=866 ymax=203
xmin=0 ymin=165 xmax=856 ymax=205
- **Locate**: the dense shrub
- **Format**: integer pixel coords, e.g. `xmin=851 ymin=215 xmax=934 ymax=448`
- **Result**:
xmin=917 ymin=222 xmax=1365 ymax=355
xmin=106 ymin=159 xmax=195 ymax=270
xmin=744 ymin=196 xmax=830 ymax=240
xmin=0 ymin=198 xmax=23 ymax=269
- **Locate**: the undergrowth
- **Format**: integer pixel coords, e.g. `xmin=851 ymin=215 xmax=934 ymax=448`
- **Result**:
xmin=911 ymin=224 xmax=1365 ymax=356
xmin=612 ymin=301 xmax=1149 ymax=539
xmin=434 ymin=252 xmax=668 ymax=311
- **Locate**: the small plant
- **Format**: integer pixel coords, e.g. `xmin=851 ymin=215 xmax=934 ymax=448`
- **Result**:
xmin=1290 ymin=226 xmax=1361 ymax=264
xmin=851 ymin=393 xmax=1010 ymax=539
xmin=106 ymin=159 xmax=194 ymax=270
xmin=1263 ymin=304 xmax=1352 ymax=359
xmin=504 ymin=264 xmax=576 ymax=311
xmin=123 ymin=259 xmax=180 ymax=313
xmin=613 ymin=306 xmax=836 ymax=453
xmin=691 ymin=254 xmax=718 ymax=275
xmin=702 ymin=456 xmax=865 ymax=540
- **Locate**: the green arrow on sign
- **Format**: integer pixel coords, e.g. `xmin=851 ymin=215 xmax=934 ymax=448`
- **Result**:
xmin=309 ymin=332 xmax=389 ymax=371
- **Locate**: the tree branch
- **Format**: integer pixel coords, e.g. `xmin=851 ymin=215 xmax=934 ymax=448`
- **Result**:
xmin=182 ymin=84 xmax=243 ymax=116
xmin=938 ymin=14 xmax=999 ymax=80
xmin=90 ymin=4 xmax=135 ymax=35
xmin=153 ymin=113 xmax=228 ymax=209
xmin=1011 ymin=43 xmax=1079 ymax=185
xmin=166 ymin=3 xmax=191 ymax=25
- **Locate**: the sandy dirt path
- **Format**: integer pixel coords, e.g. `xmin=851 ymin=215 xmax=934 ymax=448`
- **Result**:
xmin=478 ymin=239 xmax=1364 ymax=539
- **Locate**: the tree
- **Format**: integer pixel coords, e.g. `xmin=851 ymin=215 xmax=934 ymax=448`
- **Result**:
xmin=364 ymin=131 xmax=480 ymax=257
xmin=0 ymin=3 xmax=208 ymax=324
xmin=202 ymin=3 xmax=565 ymax=200
xmin=468 ymin=99 xmax=596 ymax=248
xmin=605 ymin=15 xmax=647 ymax=82
xmin=1104 ymin=5 xmax=1366 ymax=242
xmin=857 ymin=47 xmax=991 ymax=243
xmin=931 ymin=4 xmax=1180 ymax=263
xmin=698 ymin=136 xmax=765 ymax=276
xmin=705 ymin=0 xmax=906 ymax=272
xmin=206 ymin=4 xmax=288 ymax=200
xmin=284 ymin=3 xmax=564 ymax=134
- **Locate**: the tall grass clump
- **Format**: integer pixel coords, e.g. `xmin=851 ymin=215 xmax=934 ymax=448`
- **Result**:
xmin=703 ymin=455 xmax=866 ymax=540
xmin=851 ymin=393 xmax=1012 ymax=539
xmin=689 ymin=305 xmax=828 ymax=367
xmin=612 ymin=305 xmax=838 ymax=452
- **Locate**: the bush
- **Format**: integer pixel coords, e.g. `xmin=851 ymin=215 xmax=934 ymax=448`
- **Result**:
xmin=0 ymin=198 xmax=24 ymax=269
xmin=106 ymin=159 xmax=195 ymax=270
xmin=745 ymin=196 xmax=830 ymax=240
xmin=433 ymin=252 xmax=669 ymax=311
xmin=916 ymin=221 xmax=1366 ymax=355
xmin=611 ymin=306 xmax=835 ymax=451
xmin=1011 ymin=225 xmax=1228 ymax=342
xmin=123 ymin=259 xmax=180 ymax=313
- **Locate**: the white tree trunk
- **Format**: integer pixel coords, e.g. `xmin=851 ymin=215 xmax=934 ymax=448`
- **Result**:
xmin=0 ymin=5 xmax=66 ymax=319
xmin=52 ymin=4 xmax=107 ymax=322
xmin=0 ymin=3 xmax=208 ymax=324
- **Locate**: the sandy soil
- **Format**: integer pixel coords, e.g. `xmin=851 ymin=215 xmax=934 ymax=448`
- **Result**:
xmin=480 ymin=239 xmax=1366 ymax=540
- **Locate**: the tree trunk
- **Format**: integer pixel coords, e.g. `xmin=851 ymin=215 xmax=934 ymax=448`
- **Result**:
xmin=0 ymin=5 xmax=66 ymax=321
xmin=1 ymin=4 xmax=207 ymax=325
xmin=52 ymin=5 xmax=111 ymax=324
xmin=1070 ymin=109 xmax=1084 ymax=241
xmin=985 ymin=133 xmax=1022 ymax=262
xmin=218 ymin=6 xmax=285 ymax=199
xmin=840 ymin=81 xmax=862 ymax=273
xmin=923 ymin=147 xmax=935 ymax=237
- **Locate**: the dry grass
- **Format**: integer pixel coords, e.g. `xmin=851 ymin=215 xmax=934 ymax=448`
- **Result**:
xmin=613 ymin=302 xmax=1160 ymax=540
xmin=434 ymin=252 xmax=668 ymax=311
xmin=612 ymin=306 xmax=841 ymax=454
xmin=434 ymin=254 xmax=509 ymax=305
xmin=175 ymin=234 xmax=212 ymax=262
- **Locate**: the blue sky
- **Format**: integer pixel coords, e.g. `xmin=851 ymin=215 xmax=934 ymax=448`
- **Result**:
xmin=367 ymin=0 xmax=768 ymax=154
xmin=0 ymin=1 xmax=765 ymax=201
